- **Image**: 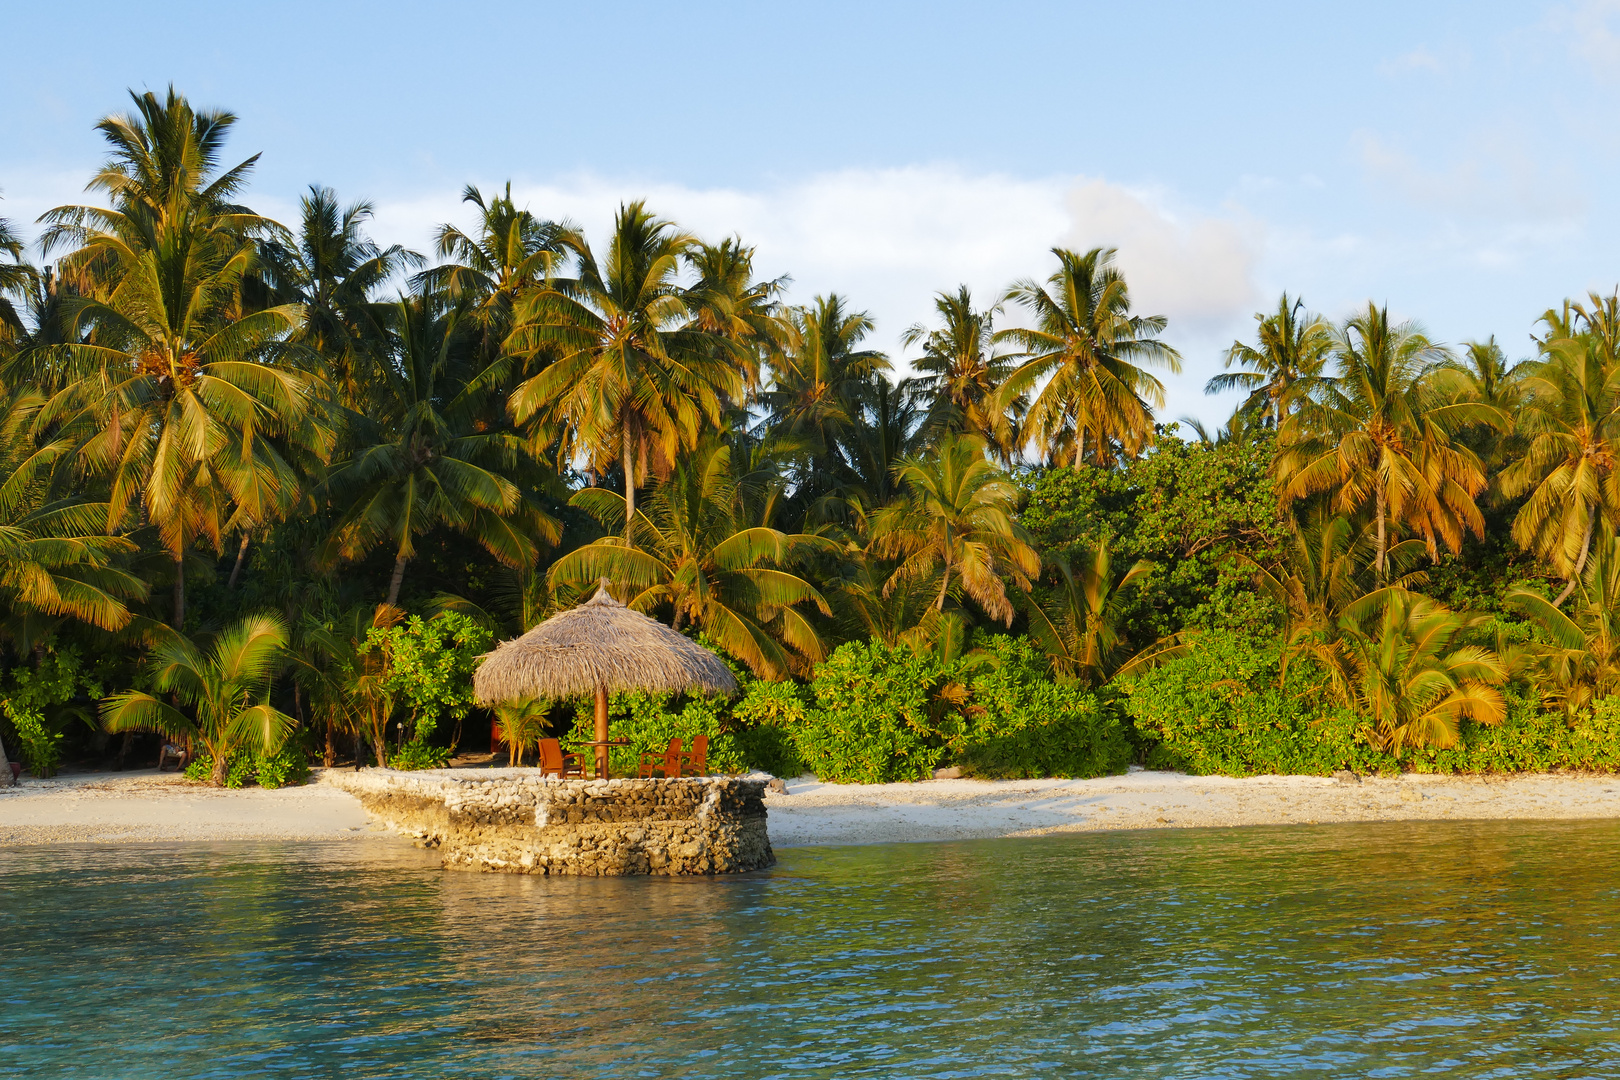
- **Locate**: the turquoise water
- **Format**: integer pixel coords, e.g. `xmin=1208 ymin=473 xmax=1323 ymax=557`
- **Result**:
xmin=3 ymin=822 xmax=1619 ymax=1078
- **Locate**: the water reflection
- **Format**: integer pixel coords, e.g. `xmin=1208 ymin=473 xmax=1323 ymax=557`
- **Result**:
xmin=3 ymin=822 xmax=1620 ymax=1077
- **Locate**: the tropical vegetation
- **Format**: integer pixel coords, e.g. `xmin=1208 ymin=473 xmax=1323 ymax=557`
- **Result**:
xmin=10 ymin=87 xmax=1620 ymax=785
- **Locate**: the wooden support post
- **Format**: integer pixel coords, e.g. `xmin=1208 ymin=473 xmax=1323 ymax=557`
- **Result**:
xmin=594 ymin=683 xmax=610 ymax=780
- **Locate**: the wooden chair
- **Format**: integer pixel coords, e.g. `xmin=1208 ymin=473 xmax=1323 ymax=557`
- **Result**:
xmin=538 ymin=738 xmax=588 ymax=779
xmin=677 ymin=734 xmax=710 ymax=777
xmin=639 ymin=738 xmax=683 ymax=779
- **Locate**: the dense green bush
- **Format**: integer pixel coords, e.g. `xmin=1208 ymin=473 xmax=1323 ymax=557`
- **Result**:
xmin=795 ymin=640 xmax=948 ymax=783
xmin=183 ymin=739 xmax=313 ymax=788
xmin=729 ymin=679 xmax=810 ymax=778
xmin=1408 ymin=693 xmax=1620 ymax=774
xmin=955 ymin=635 xmax=1132 ymax=779
xmin=1124 ymin=630 xmax=1395 ymax=776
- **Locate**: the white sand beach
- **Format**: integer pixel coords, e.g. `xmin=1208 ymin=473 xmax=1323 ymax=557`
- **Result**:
xmin=4 ymin=766 xmax=1620 ymax=847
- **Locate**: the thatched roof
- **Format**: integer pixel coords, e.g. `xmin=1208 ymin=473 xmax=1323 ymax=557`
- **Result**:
xmin=473 ymin=582 xmax=739 ymax=703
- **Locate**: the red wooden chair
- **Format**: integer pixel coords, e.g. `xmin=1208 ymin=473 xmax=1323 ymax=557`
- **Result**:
xmin=639 ymin=738 xmax=683 ymax=779
xmin=538 ymin=738 xmax=588 ymax=779
xmin=677 ymin=734 xmax=710 ymax=776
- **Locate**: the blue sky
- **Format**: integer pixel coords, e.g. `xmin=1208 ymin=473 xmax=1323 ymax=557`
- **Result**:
xmin=4 ymin=0 xmax=1619 ymax=423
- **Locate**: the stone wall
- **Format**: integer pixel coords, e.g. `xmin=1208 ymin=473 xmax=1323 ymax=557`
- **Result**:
xmin=325 ymin=769 xmax=774 ymax=876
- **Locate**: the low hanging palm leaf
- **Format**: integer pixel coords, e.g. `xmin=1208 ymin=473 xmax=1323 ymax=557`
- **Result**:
xmin=549 ymin=438 xmax=831 ymax=679
xmin=1505 ymin=533 xmax=1620 ymax=716
xmin=0 ymin=384 xmax=145 ymax=647
xmin=1021 ymin=535 xmax=1182 ymax=686
xmin=1333 ymin=589 xmax=1507 ymax=755
xmin=101 ymin=613 xmax=295 ymax=786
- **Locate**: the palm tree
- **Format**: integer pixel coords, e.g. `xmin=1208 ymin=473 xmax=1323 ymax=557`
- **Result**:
xmin=902 ymin=286 xmax=1022 ymax=461
xmin=1505 ymin=533 xmax=1620 ymax=716
xmin=756 ymin=293 xmax=891 ymax=517
xmin=1021 ymin=535 xmax=1175 ymax=685
xmin=494 ymin=697 xmax=551 ymax=766
xmin=0 ymin=197 xmax=35 ymax=349
xmin=101 ymin=613 xmax=295 ymax=786
xmin=259 ymin=184 xmax=419 ymax=410
xmin=506 ymin=202 xmax=743 ymax=540
xmin=293 ymin=602 xmax=402 ymax=767
xmin=0 ymin=382 xmax=146 ymax=647
xmin=868 ymin=434 xmax=1039 ymax=625
xmin=996 ymin=247 xmax=1181 ymax=467
xmin=413 ymin=183 xmax=566 ymax=369
xmin=323 ymin=295 xmax=556 ymax=607
xmin=1276 ymin=303 xmax=1503 ymax=581
xmin=549 ymin=437 xmax=831 ymax=678
xmin=1334 ymin=590 xmax=1506 ymax=754
xmin=1500 ymin=314 xmax=1620 ymax=605
xmin=1206 ymin=293 xmax=1333 ymax=428
xmin=39 ymin=87 xmax=319 ymax=629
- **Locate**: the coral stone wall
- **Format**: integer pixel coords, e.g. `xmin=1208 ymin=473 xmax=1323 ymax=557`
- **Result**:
xmin=328 ymin=770 xmax=774 ymax=876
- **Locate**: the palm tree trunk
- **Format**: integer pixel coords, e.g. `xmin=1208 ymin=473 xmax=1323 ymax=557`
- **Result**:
xmin=227 ymin=532 xmax=251 ymax=590
xmin=1554 ymin=517 xmax=1597 ymax=608
xmin=622 ymin=421 xmax=637 ymax=544
xmin=211 ymin=751 xmax=229 ymax=786
xmin=0 ymin=728 xmax=14 ymax=786
xmin=1375 ymin=485 xmax=1388 ymax=585
xmin=937 ymin=564 xmax=951 ymax=611
xmin=1073 ymin=426 xmax=1086 ymax=469
xmin=386 ymin=555 xmax=408 ymax=607
xmin=173 ymin=556 xmax=185 ymax=629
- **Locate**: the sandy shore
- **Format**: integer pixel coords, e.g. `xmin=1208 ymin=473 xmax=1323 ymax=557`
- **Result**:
xmin=3 ymin=766 xmax=1619 ymax=847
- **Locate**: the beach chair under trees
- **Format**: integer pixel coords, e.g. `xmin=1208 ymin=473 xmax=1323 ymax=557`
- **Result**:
xmin=639 ymin=738 xmax=683 ymax=779
xmin=538 ymin=738 xmax=588 ymax=779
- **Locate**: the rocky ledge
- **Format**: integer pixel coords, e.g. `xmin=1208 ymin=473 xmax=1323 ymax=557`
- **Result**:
xmin=325 ymin=769 xmax=774 ymax=876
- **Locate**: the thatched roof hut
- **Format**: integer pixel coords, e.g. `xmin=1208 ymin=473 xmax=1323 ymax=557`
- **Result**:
xmin=474 ymin=583 xmax=738 ymax=703
xmin=473 ymin=583 xmax=737 ymax=778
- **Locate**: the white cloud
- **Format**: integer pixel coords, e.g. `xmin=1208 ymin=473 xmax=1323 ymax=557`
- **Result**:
xmin=1551 ymin=0 xmax=1620 ymax=75
xmin=1061 ymin=179 xmax=1261 ymax=327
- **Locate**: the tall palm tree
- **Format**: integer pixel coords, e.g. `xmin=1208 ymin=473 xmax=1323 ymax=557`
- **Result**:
xmin=259 ymin=185 xmax=419 ymax=410
xmin=323 ymin=295 xmax=556 ymax=607
xmin=549 ymin=437 xmax=831 ymax=678
xmin=1276 ymin=303 xmax=1503 ymax=581
xmin=101 ymin=613 xmax=295 ymax=786
xmin=1206 ymin=293 xmax=1333 ymax=428
xmin=902 ymin=285 xmax=1022 ymax=461
xmin=38 ymin=87 xmax=319 ymax=629
xmin=758 ymin=293 xmax=890 ymax=514
xmin=1501 ymin=307 xmax=1620 ymax=605
xmin=685 ymin=237 xmax=785 ymax=395
xmin=413 ymin=182 xmax=567 ymax=369
xmin=996 ymin=247 xmax=1181 ymax=467
xmin=506 ymin=202 xmax=742 ymax=540
xmin=868 ymin=434 xmax=1039 ymax=624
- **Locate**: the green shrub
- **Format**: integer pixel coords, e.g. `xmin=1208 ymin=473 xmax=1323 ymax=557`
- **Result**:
xmin=182 ymin=742 xmax=313 ymax=788
xmin=730 ymin=679 xmax=810 ymax=778
xmin=1123 ymin=630 xmax=1395 ymax=776
xmin=796 ymin=640 xmax=947 ymax=783
xmin=255 ymin=742 xmax=312 ymax=788
xmin=388 ymin=742 xmax=453 ymax=771
xmin=8 ymin=706 xmax=63 ymax=778
xmin=955 ymin=635 xmax=1132 ymax=779
xmin=1407 ymin=692 xmax=1620 ymax=774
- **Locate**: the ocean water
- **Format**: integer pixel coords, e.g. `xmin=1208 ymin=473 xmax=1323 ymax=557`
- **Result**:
xmin=3 ymin=821 xmax=1619 ymax=1078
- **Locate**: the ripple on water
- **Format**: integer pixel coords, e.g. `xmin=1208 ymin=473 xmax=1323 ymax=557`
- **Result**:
xmin=2 ymin=821 xmax=1620 ymax=1078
